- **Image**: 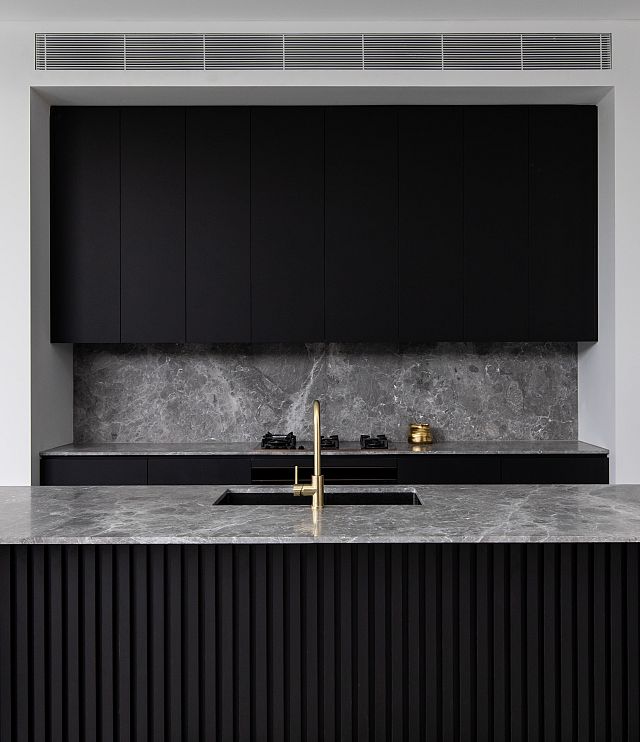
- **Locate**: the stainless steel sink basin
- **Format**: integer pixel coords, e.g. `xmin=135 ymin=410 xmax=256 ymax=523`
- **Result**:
xmin=213 ymin=489 xmax=421 ymax=506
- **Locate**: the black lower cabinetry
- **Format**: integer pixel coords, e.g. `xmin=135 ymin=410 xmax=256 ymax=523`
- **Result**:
xmin=41 ymin=453 xmax=609 ymax=486
xmin=398 ymin=454 xmax=501 ymax=484
xmin=147 ymin=456 xmax=250 ymax=485
xmin=0 ymin=543 xmax=636 ymax=740
xmin=40 ymin=456 xmax=147 ymax=485
xmin=501 ymin=454 xmax=609 ymax=484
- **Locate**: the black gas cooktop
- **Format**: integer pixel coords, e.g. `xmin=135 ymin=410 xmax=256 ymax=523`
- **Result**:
xmin=260 ymin=432 xmax=390 ymax=450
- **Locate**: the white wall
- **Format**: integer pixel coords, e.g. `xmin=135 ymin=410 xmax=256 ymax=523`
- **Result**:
xmin=0 ymin=18 xmax=637 ymax=483
xmin=29 ymin=90 xmax=73 ymax=484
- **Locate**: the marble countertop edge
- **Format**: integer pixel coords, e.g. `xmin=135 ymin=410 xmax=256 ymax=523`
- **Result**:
xmin=40 ymin=440 xmax=609 ymax=457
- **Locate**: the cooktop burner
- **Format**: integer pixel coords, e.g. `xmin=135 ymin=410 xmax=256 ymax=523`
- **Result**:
xmin=360 ymin=434 xmax=389 ymax=450
xmin=321 ymin=435 xmax=340 ymax=450
xmin=261 ymin=432 xmax=297 ymax=450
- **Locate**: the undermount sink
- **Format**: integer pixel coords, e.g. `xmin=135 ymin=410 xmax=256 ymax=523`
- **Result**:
xmin=213 ymin=489 xmax=421 ymax=506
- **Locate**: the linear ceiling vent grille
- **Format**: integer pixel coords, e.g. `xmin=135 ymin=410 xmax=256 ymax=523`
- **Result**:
xmin=206 ymin=34 xmax=282 ymax=69
xmin=444 ymin=33 xmax=522 ymax=70
xmin=36 ymin=34 xmax=124 ymax=70
xmin=523 ymin=33 xmax=612 ymax=70
xmin=285 ymin=34 xmax=362 ymax=69
xmin=34 ymin=32 xmax=613 ymax=71
xmin=126 ymin=33 xmax=204 ymax=70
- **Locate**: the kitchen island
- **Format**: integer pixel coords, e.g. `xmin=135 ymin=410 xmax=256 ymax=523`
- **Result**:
xmin=0 ymin=483 xmax=637 ymax=740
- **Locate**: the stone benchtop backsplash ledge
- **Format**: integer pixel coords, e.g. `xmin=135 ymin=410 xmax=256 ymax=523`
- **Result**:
xmin=73 ymin=342 xmax=578 ymax=444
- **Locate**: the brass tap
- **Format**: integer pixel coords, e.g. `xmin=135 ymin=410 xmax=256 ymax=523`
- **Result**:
xmin=292 ymin=400 xmax=325 ymax=510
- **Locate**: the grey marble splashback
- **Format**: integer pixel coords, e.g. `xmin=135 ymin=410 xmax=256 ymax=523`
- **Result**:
xmin=74 ymin=343 xmax=577 ymax=443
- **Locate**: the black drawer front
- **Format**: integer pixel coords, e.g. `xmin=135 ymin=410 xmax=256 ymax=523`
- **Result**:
xmin=251 ymin=455 xmax=398 ymax=485
xmin=147 ymin=456 xmax=251 ymax=485
xmin=501 ymin=455 xmax=609 ymax=484
xmin=40 ymin=456 xmax=147 ymax=486
xmin=398 ymin=455 xmax=501 ymax=484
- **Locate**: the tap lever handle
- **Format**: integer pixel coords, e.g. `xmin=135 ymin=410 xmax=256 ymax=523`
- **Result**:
xmin=294 ymin=465 xmax=299 ymax=486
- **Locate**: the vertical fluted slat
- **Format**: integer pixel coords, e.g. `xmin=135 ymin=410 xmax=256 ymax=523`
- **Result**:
xmin=31 ymin=546 xmax=46 ymax=742
xmin=459 ymin=544 xmax=475 ymax=741
xmin=253 ymin=545 xmax=269 ymax=741
xmin=183 ymin=545 xmax=200 ymax=741
xmin=131 ymin=545 xmax=147 ymax=742
xmin=373 ymin=545 xmax=387 ymax=742
xmin=48 ymin=546 xmax=64 ymax=742
xmin=148 ymin=546 xmax=165 ymax=742
xmin=320 ymin=544 xmax=336 ymax=742
xmin=200 ymin=546 xmax=216 ymax=739
xmin=0 ymin=548 xmax=10 ymax=742
xmin=526 ymin=544 xmax=542 ymax=742
xmin=269 ymin=546 xmax=286 ymax=742
xmin=627 ymin=545 xmax=640 ymax=740
xmin=337 ymin=545 xmax=353 ymax=742
xmin=610 ymin=544 xmax=625 ymax=741
xmin=355 ymin=545 xmax=370 ymax=742
xmin=81 ymin=546 xmax=98 ymax=741
xmin=493 ymin=544 xmax=509 ymax=742
xmin=64 ymin=546 xmax=81 ymax=742
xmin=543 ymin=545 xmax=559 ymax=742
xmin=593 ymin=544 xmax=609 ymax=741
xmin=98 ymin=546 xmax=115 ymax=742
xmin=165 ymin=546 xmax=182 ymax=742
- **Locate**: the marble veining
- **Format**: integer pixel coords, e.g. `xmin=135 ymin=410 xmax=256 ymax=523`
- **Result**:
xmin=74 ymin=342 xmax=578 ymax=443
xmin=0 ymin=483 xmax=637 ymax=544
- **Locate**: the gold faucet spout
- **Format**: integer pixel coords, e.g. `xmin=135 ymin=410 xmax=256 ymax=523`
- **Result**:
xmin=292 ymin=399 xmax=325 ymax=509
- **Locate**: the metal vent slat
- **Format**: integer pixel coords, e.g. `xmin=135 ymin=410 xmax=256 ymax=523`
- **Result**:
xmin=205 ymin=34 xmax=282 ymax=69
xmin=34 ymin=32 xmax=613 ymax=71
xmin=284 ymin=34 xmax=362 ymax=70
xmin=126 ymin=33 xmax=204 ymax=70
xmin=39 ymin=33 xmax=125 ymax=70
xmin=523 ymin=33 xmax=611 ymax=70
xmin=364 ymin=34 xmax=441 ymax=70
xmin=444 ymin=33 xmax=521 ymax=70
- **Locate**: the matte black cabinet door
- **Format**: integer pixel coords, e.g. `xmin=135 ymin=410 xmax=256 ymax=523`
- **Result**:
xmin=251 ymin=107 xmax=324 ymax=342
xmin=398 ymin=455 xmax=501 ymax=484
xmin=186 ymin=108 xmax=251 ymax=342
xmin=40 ymin=457 xmax=148 ymax=485
xmin=463 ymin=107 xmax=529 ymax=340
xmin=121 ymin=108 xmax=185 ymax=342
xmin=147 ymin=457 xmax=250 ymax=485
xmin=501 ymin=455 xmax=608 ymax=484
xmin=529 ymin=106 xmax=598 ymax=340
xmin=399 ymin=107 xmax=464 ymax=341
xmin=325 ymin=107 xmax=398 ymax=342
xmin=50 ymin=107 xmax=120 ymax=342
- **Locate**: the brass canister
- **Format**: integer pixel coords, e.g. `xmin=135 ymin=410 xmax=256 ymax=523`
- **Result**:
xmin=408 ymin=423 xmax=433 ymax=444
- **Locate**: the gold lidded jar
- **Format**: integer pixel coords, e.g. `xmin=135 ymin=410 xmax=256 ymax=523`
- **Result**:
xmin=408 ymin=423 xmax=433 ymax=444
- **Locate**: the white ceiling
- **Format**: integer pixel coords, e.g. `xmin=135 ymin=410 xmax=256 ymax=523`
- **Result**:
xmin=1 ymin=0 xmax=638 ymax=21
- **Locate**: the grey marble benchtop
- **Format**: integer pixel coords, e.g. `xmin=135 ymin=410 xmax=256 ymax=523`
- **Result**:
xmin=0 ymin=483 xmax=635 ymax=545
xmin=40 ymin=440 xmax=608 ymax=457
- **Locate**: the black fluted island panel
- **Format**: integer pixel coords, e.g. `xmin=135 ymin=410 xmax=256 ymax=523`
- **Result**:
xmin=0 ymin=543 xmax=637 ymax=741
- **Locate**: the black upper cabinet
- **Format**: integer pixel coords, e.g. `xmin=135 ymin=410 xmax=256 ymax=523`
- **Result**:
xmin=399 ymin=107 xmax=464 ymax=342
xmin=325 ymin=107 xmax=399 ymax=342
xmin=186 ymin=108 xmax=251 ymax=343
xmin=50 ymin=105 xmax=598 ymax=345
xmin=529 ymin=106 xmax=598 ymax=341
xmin=121 ymin=107 xmax=186 ymax=343
xmin=50 ymin=107 xmax=121 ymax=343
xmin=463 ymin=107 xmax=529 ymax=341
xmin=251 ymin=107 xmax=325 ymax=342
